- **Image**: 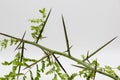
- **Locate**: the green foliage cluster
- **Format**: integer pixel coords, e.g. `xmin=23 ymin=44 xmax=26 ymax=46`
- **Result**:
xmin=29 ymin=8 xmax=46 ymax=41
xmin=0 ymin=8 xmax=120 ymax=80
xmin=0 ymin=38 xmax=18 ymax=50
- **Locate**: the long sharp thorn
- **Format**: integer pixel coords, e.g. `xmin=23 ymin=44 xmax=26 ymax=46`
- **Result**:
xmin=83 ymin=37 xmax=117 ymax=61
xmin=86 ymin=51 xmax=90 ymax=63
xmin=53 ymin=54 xmax=69 ymax=77
xmin=36 ymin=8 xmax=52 ymax=43
xmin=71 ymin=64 xmax=86 ymax=69
xmin=64 ymin=46 xmax=72 ymax=52
xmin=61 ymin=15 xmax=71 ymax=56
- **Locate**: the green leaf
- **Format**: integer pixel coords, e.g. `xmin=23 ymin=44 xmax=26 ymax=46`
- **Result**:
xmin=29 ymin=18 xmax=42 ymax=23
xmin=35 ymin=64 xmax=41 ymax=80
xmin=23 ymin=75 xmax=27 ymax=80
xmin=69 ymin=73 xmax=78 ymax=80
xmin=54 ymin=62 xmax=60 ymax=72
xmin=2 ymin=61 xmax=12 ymax=65
xmin=12 ymin=61 xmax=21 ymax=65
xmin=10 ymin=38 xmax=16 ymax=46
xmin=39 ymin=8 xmax=46 ymax=13
xmin=12 ymin=66 xmax=17 ymax=72
xmin=117 ymin=66 xmax=120 ymax=70
xmin=29 ymin=70 xmax=34 ymax=80
xmin=52 ymin=74 xmax=57 ymax=80
xmin=22 ymin=57 xmax=37 ymax=62
xmin=46 ymin=66 xmax=55 ymax=75
xmin=105 ymin=66 xmax=116 ymax=76
xmin=41 ymin=60 xmax=45 ymax=72
xmin=81 ymin=54 xmax=86 ymax=60
xmin=0 ymin=39 xmax=8 ymax=49
xmin=57 ymin=73 xmax=67 ymax=80
xmin=90 ymin=60 xmax=99 ymax=67
xmin=10 ymin=38 xmax=19 ymax=46
xmin=15 ymin=52 xmax=21 ymax=59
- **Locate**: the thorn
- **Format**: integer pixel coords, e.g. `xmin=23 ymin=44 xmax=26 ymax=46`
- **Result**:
xmin=61 ymin=15 xmax=71 ymax=56
xmin=83 ymin=37 xmax=117 ymax=61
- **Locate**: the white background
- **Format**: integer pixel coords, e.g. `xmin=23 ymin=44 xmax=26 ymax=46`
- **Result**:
xmin=0 ymin=0 xmax=120 ymax=80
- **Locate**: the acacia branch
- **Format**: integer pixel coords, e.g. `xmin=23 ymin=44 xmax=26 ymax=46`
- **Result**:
xmin=0 ymin=32 xmax=119 ymax=80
